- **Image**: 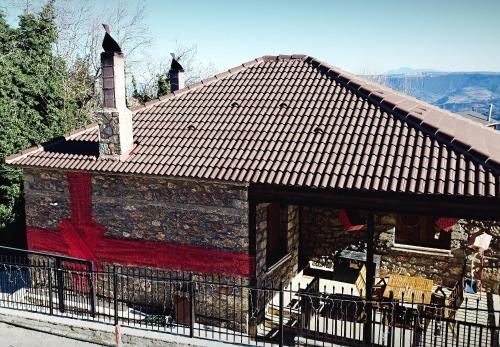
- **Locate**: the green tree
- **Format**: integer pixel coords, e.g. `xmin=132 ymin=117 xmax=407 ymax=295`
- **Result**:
xmin=0 ymin=2 xmax=89 ymax=235
xmin=131 ymin=73 xmax=171 ymax=104
xmin=157 ymin=73 xmax=170 ymax=97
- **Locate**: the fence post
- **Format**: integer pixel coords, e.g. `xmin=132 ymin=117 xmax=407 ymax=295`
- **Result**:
xmin=387 ymin=291 xmax=394 ymax=347
xmin=279 ymin=280 xmax=284 ymax=347
xmin=188 ymin=272 xmax=195 ymax=338
xmin=55 ymin=258 xmax=64 ymax=313
xmin=113 ymin=265 xmax=118 ymax=325
xmin=89 ymin=261 xmax=96 ymax=318
xmin=363 ymin=213 xmax=375 ymax=344
xmin=47 ymin=261 xmax=53 ymax=315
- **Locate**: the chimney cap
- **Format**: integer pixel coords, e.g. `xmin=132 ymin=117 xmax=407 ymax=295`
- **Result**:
xmin=102 ymin=24 xmax=122 ymax=53
xmin=170 ymin=53 xmax=185 ymax=72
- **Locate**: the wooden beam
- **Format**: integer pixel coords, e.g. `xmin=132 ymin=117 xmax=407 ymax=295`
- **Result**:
xmin=249 ymin=184 xmax=500 ymax=220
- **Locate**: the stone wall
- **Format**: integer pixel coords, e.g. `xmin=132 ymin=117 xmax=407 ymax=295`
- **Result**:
xmin=24 ymin=170 xmax=70 ymax=229
xmin=23 ymin=168 xmax=249 ymax=253
xmin=94 ymin=264 xmax=251 ymax=332
xmin=374 ymin=214 xmax=467 ymax=288
xmin=255 ymin=203 xmax=300 ymax=288
xmin=22 ymin=168 xmax=252 ymax=332
xmin=299 ymin=208 xmax=499 ymax=293
xmin=91 ymin=174 xmax=249 ymax=252
xmin=300 ymin=207 xmax=365 ymax=266
xmin=459 ymin=220 xmax=500 ymax=294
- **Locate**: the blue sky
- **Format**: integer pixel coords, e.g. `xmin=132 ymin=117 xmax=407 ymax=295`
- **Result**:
xmin=4 ymin=0 xmax=500 ymax=74
xmin=147 ymin=0 xmax=500 ymax=74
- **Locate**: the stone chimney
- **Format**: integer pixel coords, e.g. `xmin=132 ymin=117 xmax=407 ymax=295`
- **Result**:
xmin=169 ymin=53 xmax=185 ymax=92
xmin=97 ymin=24 xmax=133 ymax=158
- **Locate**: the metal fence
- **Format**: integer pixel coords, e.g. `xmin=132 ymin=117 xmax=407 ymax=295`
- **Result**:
xmin=0 ymin=247 xmax=498 ymax=346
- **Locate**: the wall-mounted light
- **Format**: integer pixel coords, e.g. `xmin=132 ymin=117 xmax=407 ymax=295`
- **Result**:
xmin=49 ymin=202 xmax=59 ymax=206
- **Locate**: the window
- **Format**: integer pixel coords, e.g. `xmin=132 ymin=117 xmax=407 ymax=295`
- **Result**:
xmin=266 ymin=203 xmax=288 ymax=268
xmin=395 ymin=214 xmax=451 ymax=250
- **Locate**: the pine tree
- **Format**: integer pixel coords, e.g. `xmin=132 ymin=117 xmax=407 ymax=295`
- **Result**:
xmin=157 ymin=73 xmax=170 ymax=97
xmin=0 ymin=1 xmax=89 ymax=234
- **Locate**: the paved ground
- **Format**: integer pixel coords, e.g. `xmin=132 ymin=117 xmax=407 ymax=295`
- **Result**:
xmin=0 ymin=321 xmax=102 ymax=347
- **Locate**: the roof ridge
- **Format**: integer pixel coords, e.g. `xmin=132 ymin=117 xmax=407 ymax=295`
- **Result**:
xmin=130 ymin=55 xmax=308 ymax=113
xmin=5 ymin=123 xmax=99 ymax=164
xmin=303 ymin=56 xmax=500 ymax=172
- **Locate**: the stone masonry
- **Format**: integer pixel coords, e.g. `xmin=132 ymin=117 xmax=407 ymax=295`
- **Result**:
xmin=22 ymin=168 xmax=252 ymax=332
xmin=91 ymin=174 xmax=249 ymax=252
xmin=459 ymin=219 xmax=500 ymax=294
xmin=24 ymin=170 xmax=70 ymax=229
xmin=255 ymin=203 xmax=300 ymax=288
xmin=23 ymin=168 xmax=249 ymax=253
xmin=300 ymin=206 xmax=365 ymax=265
xmin=300 ymin=207 xmax=499 ymax=293
xmin=96 ymin=110 xmax=123 ymax=156
xmin=374 ymin=213 xmax=467 ymax=288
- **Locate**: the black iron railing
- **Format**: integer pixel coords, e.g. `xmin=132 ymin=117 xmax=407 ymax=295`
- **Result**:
xmin=0 ymin=248 xmax=498 ymax=346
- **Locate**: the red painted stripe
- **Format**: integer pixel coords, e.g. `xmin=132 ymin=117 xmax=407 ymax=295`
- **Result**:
xmin=27 ymin=226 xmax=254 ymax=277
xmin=27 ymin=171 xmax=254 ymax=277
xmin=66 ymin=172 xmax=93 ymax=227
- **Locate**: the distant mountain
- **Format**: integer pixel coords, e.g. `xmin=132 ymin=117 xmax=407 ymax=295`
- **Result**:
xmin=373 ymin=71 xmax=500 ymax=120
xmin=384 ymin=67 xmax=438 ymax=75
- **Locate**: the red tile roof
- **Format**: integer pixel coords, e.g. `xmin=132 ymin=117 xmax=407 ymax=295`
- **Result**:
xmin=6 ymin=55 xmax=500 ymax=197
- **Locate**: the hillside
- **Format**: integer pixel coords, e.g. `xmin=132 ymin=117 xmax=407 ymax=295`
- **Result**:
xmin=375 ymin=72 xmax=500 ymax=120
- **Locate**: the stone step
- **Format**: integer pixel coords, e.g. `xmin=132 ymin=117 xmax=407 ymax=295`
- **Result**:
xmin=267 ymin=296 xmax=302 ymax=319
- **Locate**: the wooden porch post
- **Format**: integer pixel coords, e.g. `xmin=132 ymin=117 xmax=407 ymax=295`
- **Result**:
xmin=364 ymin=213 xmax=375 ymax=344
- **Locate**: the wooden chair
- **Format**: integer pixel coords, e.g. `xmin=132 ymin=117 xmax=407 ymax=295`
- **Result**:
xmin=355 ymin=265 xmax=387 ymax=302
xmin=426 ymin=280 xmax=464 ymax=336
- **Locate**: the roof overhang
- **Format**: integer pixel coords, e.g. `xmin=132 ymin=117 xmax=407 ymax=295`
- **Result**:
xmin=249 ymin=184 xmax=500 ymax=220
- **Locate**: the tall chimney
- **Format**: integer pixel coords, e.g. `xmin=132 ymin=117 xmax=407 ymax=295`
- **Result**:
xmin=97 ymin=24 xmax=133 ymax=158
xmin=169 ymin=53 xmax=185 ymax=92
xmin=488 ymin=104 xmax=494 ymax=122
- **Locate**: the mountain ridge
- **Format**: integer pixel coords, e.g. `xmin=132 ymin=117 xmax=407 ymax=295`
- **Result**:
xmin=370 ymin=71 xmax=500 ymax=120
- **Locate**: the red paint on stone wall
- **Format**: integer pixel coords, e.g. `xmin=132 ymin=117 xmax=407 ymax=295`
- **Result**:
xmin=26 ymin=172 xmax=254 ymax=277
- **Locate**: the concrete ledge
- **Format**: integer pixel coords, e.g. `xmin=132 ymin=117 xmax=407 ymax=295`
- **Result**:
xmin=391 ymin=243 xmax=453 ymax=257
xmin=0 ymin=307 xmax=234 ymax=346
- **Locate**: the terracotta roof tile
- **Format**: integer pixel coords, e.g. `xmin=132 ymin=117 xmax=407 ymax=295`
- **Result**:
xmin=6 ymin=55 xmax=500 ymax=197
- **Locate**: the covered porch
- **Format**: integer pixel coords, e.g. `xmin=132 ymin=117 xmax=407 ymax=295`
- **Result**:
xmin=249 ymin=184 xmax=500 ymax=346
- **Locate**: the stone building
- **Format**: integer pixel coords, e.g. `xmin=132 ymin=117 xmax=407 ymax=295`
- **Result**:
xmin=6 ymin=29 xmax=500 ymax=330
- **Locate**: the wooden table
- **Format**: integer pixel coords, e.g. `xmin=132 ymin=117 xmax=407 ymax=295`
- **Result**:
xmin=383 ymin=274 xmax=433 ymax=304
